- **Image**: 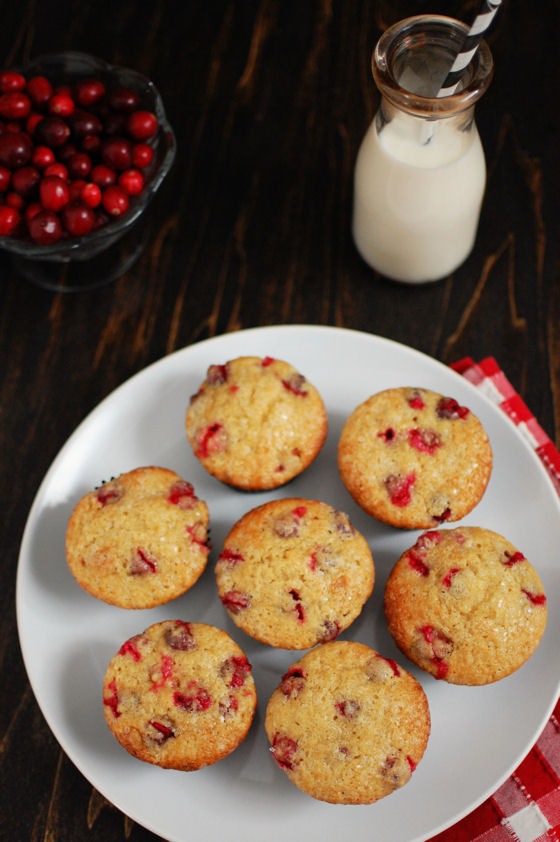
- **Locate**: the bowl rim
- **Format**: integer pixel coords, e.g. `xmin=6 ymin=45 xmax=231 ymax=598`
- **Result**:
xmin=0 ymin=50 xmax=176 ymax=259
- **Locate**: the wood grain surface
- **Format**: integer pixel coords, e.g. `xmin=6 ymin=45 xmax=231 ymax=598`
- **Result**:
xmin=1 ymin=1 xmax=558 ymax=839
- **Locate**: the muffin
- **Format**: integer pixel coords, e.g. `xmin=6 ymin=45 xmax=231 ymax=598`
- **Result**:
xmin=338 ymin=386 xmax=493 ymax=529
xmin=103 ymin=621 xmax=257 ymax=770
xmin=65 ymin=466 xmax=210 ymax=609
xmin=185 ymin=355 xmax=327 ymax=490
xmin=265 ymin=641 xmax=430 ymax=804
xmin=215 ymin=498 xmax=375 ymax=649
xmin=384 ymin=526 xmax=547 ymax=684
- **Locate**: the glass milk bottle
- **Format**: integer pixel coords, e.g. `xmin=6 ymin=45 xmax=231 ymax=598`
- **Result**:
xmin=352 ymin=15 xmax=494 ymax=284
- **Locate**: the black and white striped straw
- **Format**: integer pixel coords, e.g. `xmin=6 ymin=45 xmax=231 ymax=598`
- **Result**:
xmin=438 ymin=0 xmax=502 ymax=97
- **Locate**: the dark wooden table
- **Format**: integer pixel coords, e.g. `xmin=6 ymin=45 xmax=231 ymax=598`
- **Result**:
xmin=2 ymin=1 xmax=558 ymax=839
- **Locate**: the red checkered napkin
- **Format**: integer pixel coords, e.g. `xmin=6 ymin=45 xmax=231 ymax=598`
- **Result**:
xmin=427 ymin=358 xmax=560 ymax=842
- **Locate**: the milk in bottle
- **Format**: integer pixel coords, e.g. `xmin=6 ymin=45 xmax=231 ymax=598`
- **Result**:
xmin=352 ymin=15 xmax=494 ymax=284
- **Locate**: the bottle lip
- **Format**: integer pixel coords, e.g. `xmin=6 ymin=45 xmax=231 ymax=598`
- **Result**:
xmin=372 ymin=14 xmax=494 ymax=117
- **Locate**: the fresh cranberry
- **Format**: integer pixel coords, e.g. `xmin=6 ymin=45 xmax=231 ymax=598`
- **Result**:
xmin=25 ymin=201 xmax=42 ymax=224
xmin=26 ymin=75 xmax=53 ymax=108
xmin=53 ymin=84 xmax=72 ymax=98
xmin=69 ymin=108 xmax=102 ymax=139
xmin=102 ymin=111 xmax=126 ymax=136
xmin=101 ymin=136 xmax=132 ymax=170
xmin=0 ymin=165 xmax=10 ymax=191
xmin=0 ymin=91 xmax=31 ymax=120
xmin=0 ymin=71 xmax=26 ymax=92
xmin=62 ymin=201 xmax=95 ymax=236
xmin=0 ymin=204 xmax=20 ymax=235
xmin=69 ymin=179 xmax=87 ymax=201
xmin=90 ymin=163 xmax=116 ymax=188
xmin=74 ymin=77 xmax=105 ymax=107
xmin=5 ymin=191 xmax=23 ymax=209
xmin=67 ymin=152 xmax=91 ymax=179
xmin=25 ymin=112 xmax=43 ymax=135
xmin=43 ymin=162 xmax=68 ymax=180
xmin=81 ymin=134 xmax=101 ymax=154
xmin=40 ymin=175 xmax=69 ymax=211
xmin=102 ymin=184 xmax=129 ymax=216
xmin=34 ymin=114 xmax=71 ymax=147
xmin=11 ymin=165 xmax=40 ymax=196
xmin=93 ymin=208 xmax=110 ymax=229
xmin=0 ymin=131 xmax=32 ymax=168
xmin=108 ymin=86 xmax=141 ymax=112
xmin=81 ymin=181 xmax=102 ymax=207
xmin=57 ymin=142 xmax=77 ymax=163
xmin=127 ymin=109 xmax=158 ymax=140
xmin=48 ymin=92 xmax=75 ymax=117
xmin=28 ymin=209 xmax=62 ymax=244
xmin=132 ymin=141 xmax=154 ymax=168
xmin=31 ymin=144 xmax=55 ymax=169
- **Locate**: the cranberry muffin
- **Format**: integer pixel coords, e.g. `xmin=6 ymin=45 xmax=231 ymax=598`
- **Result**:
xmin=216 ymin=498 xmax=374 ymax=649
xmin=384 ymin=526 xmax=547 ymax=684
xmin=103 ymin=621 xmax=257 ymax=770
xmin=265 ymin=641 xmax=430 ymax=804
xmin=65 ymin=466 xmax=210 ymax=609
xmin=185 ymin=356 xmax=327 ymax=490
xmin=338 ymin=386 xmax=493 ymax=529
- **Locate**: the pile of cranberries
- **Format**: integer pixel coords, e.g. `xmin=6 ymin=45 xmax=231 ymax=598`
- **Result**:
xmin=0 ymin=68 xmax=160 ymax=245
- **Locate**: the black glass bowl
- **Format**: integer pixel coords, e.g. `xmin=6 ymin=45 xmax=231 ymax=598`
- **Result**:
xmin=0 ymin=51 xmax=176 ymax=291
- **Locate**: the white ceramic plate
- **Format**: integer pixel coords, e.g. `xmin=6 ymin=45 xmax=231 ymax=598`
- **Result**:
xmin=17 ymin=325 xmax=560 ymax=842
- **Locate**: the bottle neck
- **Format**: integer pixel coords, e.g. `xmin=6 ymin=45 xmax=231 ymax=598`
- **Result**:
xmin=372 ymin=15 xmax=494 ymax=120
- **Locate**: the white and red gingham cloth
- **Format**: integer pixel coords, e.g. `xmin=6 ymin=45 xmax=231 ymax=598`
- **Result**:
xmin=428 ymin=357 xmax=560 ymax=842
